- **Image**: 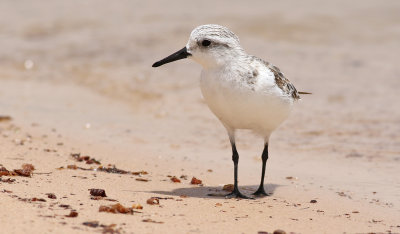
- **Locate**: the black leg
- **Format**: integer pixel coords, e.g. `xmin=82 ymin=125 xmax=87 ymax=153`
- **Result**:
xmin=225 ymin=142 xmax=252 ymax=199
xmin=253 ymin=143 xmax=269 ymax=196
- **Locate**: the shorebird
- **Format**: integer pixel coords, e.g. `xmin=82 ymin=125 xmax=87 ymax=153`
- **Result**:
xmin=152 ymin=24 xmax=310 ymax=199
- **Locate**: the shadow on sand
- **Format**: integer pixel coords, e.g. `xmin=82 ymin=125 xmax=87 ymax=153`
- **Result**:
xmin=150 ymin=184 xmax=281 ymax=199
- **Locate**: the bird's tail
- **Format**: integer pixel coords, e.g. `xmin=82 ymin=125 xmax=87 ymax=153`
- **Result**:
xmin=298 ymin=91 xmax=312 ymax=95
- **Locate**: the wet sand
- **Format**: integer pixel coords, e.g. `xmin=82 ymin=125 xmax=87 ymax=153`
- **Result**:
xmin=1 ymin=0 xmax=400 ymax=233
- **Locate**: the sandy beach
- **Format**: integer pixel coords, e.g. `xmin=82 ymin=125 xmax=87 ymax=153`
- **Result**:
xmin=1 ymin=0 xmax=400 ymax=233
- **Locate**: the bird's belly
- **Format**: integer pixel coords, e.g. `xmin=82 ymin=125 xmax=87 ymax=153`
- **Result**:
xmin=200 ymin=77 xmax=292 ymax=135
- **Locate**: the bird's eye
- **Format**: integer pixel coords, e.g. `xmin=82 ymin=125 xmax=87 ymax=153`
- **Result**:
xmin=201 ymin=40 xmax=211 ymax=47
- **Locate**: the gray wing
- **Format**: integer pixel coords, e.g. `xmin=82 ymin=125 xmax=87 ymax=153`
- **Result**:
xmin=251 ymin=56 xmax=301 ymax=100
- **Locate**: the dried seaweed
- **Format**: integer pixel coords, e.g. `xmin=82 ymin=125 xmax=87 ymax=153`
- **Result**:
xmin=99 ymin=203 xmax=138 ymax=214
xmin=89 ymin=189 xmax=107 ymax=197
xmin=190 ymin=177 xmax=202 ymax=185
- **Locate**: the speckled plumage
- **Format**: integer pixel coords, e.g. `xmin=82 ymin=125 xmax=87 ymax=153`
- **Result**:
xmin=251 ymin=56 xmax=301 ymax=100
xmin=183 ymin=24 xmax=303 ymax=139
xmin=153 ymin=24 xmax=309 ymax=198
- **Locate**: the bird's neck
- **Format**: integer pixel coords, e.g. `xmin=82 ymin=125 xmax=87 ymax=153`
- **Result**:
xmin=201 ymin=49 xmax=247 ymax=71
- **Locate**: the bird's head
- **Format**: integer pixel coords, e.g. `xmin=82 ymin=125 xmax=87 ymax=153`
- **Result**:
xmin=152 ymin=24 xmax=244 ymax=69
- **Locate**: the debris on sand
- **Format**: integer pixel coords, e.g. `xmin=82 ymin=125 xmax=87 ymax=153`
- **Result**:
xmin=0 ymin=166 xmax=11 ymax=176
xmin=97 ymin=165 xmax=148 ymax=176
xmin=13 ymin=169 xmax=31 ymax=177
xmin=285 ymin=176 xmax=297 ymax=180
xmin=153 ymin=196 xmax=174 ymax=200
xmin=310 ymin=199 xmax=317 ymax=203
xmin=146 ymin=197 xmax=160 ymax=205
xmin=222 ymin=184 xmax=234 ymax=192
xmin=62 ymin=164 xmax=126 ymax=173
xmin=60 ymin=161 xmax=149 ymax=179
xmin=190 ymin=177 xmax=202 ymax=185
xmin=0 ymin=177 xmax=15 ymax=183
xmin=83 ymin=221 xmax=99 ymax=228
xmin=0 ymin=164 xmax=35 ymax=177
xmin=96 ymin=165 xmax=129 ymax=174
xmin=22 ymin=164 xmax=35 ymax=171
xmin=371 ymin=219 xmax=383 ymax=223
xmin=90 ymin=196 xmax=118 ymax=202
xmin=142 ymin=218 xmax=164 ymax=224
xmin=131 ymin=204 xmax=143 ymax=209
xmin=46 ymin=193 xmax=57 ymax=199
xmin=30 ymin=197 xmax=46 ymax=202
xmin=132 ymin=170 xmax=148 ymax=175
xmin=99 ymin=203 xmax=138 ymax=214
xmin=66 ymin=165 xmax=78 ymax=170
xmin=61 ymin=165 xmax=93 ymax=171
xmin=14 ymin=164 xmax=35 ymax=177
xmin=170 ymin=176 xmax=181 ymax=183
xmin=82 ymin=221 xmax=121 ymax=233
xmin=336 ymin=191 xmax=352 ymax=199
xmin=273 ymin=230 xmax=286 ymax=234
xmin=0 ymin=116 xmax=12 ymax=122
xmin=102 ymin=224 xmax=121 ymax=233
xmin=71 ymin=153 xmax=101 ymax=165
xmin=66 ymin=211 xmax=78 ymax=217
xmin=89 ymin=189 xmax=107 ymax=197
xmin=135 ymin=178 xmax=150 ymax=182
xmin=59 ymin=204 xmax=70 ymax=209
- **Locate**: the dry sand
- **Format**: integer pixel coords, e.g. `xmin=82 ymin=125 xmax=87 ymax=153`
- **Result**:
xmin=1 ymin=0 xmax=400 ymax=233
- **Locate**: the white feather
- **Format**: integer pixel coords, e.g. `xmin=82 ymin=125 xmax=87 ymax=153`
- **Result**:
xmin=186 ymin=24 xmax=294 ymax=140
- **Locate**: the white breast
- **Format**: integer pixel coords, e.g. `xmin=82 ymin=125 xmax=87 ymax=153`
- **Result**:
xmin=200 ymin=65 xmax=293 ymax=137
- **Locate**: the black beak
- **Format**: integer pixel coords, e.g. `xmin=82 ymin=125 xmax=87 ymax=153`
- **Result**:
xmin=152 ymin=47 xmax=191 ymax=67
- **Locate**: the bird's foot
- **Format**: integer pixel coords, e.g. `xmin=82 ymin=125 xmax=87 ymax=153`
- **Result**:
xmin=252 ymin=187 xmax=269 ymax=197
xmin=225 ymin=189 xmax=254 ymax=199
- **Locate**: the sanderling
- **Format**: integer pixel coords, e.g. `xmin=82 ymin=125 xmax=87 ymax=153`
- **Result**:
xmin=153 ymin=24 xmax=310 ymax=199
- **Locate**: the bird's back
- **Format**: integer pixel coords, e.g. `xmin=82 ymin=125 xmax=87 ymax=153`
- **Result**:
xmin=249 ymin=56 xmax=301 ymax=100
